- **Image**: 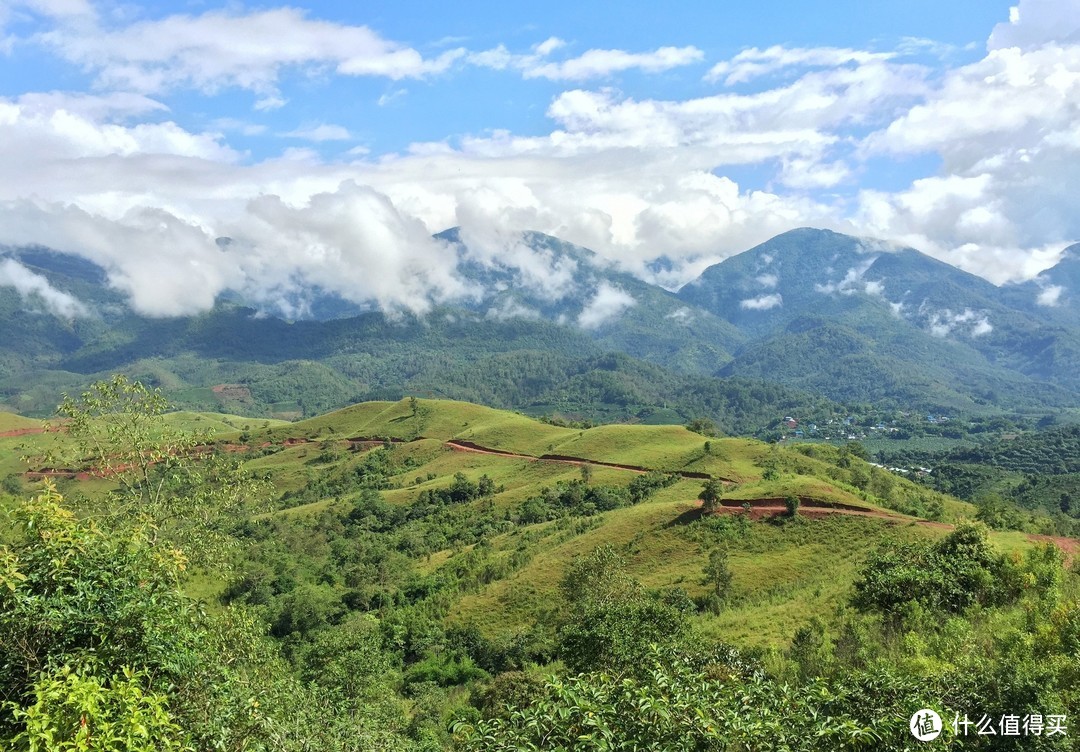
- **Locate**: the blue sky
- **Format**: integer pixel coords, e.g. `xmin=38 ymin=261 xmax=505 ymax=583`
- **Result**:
xmin=0 ymin=0 xmax=1077 ymax=316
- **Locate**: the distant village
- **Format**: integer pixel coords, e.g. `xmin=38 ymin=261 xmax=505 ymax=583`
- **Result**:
xmin=772 ymin=411 xmax=954 ymax=443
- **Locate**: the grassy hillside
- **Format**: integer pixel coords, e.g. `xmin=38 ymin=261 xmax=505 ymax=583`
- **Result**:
xmin=6 ymin=394 xmax=1078 ymax=751
xmin=143 ymin=399 xmax=1041 ymax=641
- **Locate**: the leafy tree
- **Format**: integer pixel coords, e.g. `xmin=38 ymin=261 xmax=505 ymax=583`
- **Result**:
xmin=7 ymin=665 xmax=188 ymax=752
xmin=0 ymin=482 xmax=195 ymax=731
xmin=454 ymin=646 xmax=927 ymax=751
xmin=852 ymin=523 xmax=1007 ymax=619
xmin=700 ymin=479 xmax=724 ymax=514
xmin=52 ymin=375 xmax=266 ymax=563
xmin=557 ymin=546 xmax=689 ymax=674
xmin=702 ymin=547 xmax=733 ymax=602
xmin=686 ymin=417 xmax=719 ymax=437
xmin=579 ymin=462 xmax=593 ymax=484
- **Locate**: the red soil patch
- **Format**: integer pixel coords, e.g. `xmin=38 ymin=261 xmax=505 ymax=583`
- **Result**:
xmin=210 ymin=384 xmax=253 ymax=402
xmin=0 ymin=424 xmax=65 ymax=438
xmin=1028 ymin=534 xmax=1079 ymax=565
xmin=705 ymin=499 xmax=1078 ymax=563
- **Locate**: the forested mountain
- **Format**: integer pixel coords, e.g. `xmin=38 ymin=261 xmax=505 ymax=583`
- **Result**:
xmin=678 ymin=228 xmax=1080 ymax=408
xmin=1001 ymin=242 xmax=1080 ymax=326
xmin=2 ymin=227 xmax=1078 ymax=423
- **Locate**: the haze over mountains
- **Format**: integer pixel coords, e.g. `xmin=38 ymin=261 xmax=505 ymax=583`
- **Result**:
xmin=1 ymin=227 xmax=1077 ymax=420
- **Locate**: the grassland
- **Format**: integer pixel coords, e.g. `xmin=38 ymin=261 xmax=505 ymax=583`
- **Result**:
xmin=5 ymin=398 xmax=1069 ymax=650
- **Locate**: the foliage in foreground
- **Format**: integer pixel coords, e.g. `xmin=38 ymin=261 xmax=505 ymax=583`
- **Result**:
xmin=454 ymin=647 xmax=928 ymax=751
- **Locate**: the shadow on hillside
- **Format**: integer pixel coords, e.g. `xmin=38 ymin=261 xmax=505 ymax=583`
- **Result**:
xmin=665 ymin=506 xmax=703 ymax=527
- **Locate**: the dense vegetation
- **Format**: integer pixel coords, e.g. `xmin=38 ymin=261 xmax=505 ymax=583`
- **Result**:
xmin=2 ymin=380 xmax=1078 ymax=750
xmin=882 ymin=426 xmax=1080 ymax=536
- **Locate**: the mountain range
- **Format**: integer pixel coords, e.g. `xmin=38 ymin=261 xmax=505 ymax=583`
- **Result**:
xmin=1 ymin=227 xmax=1077 ymax=425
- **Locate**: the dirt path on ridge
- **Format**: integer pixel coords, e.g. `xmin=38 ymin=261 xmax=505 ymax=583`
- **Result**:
xmin=708 ymin=498 xmax=1076 ymax=564
xmin=444 ymin=439 xmax=732 ymax=481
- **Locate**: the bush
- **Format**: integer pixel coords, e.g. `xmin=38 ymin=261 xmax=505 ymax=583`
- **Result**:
xmin=785 ymin=495 xmax=801 ymax=517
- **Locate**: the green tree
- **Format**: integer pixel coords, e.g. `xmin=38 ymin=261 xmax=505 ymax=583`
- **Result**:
xmin=702 ymin=547 xmax=733 ymax=602
xmin=579 ymin=462 xmax=593 ymax=484
xmin=8 ymin=665 xmax=189 ymax=752
xmin=700 ymin=479 xmax=724 ymax=515
xmin=52 ymin=375 xmax=266 ymax=563
xmin=557 ymin=546 xmax=689 ymax=674
xmin=685 ymin=417 xmax=719 ymax=437
xmin=454 ymin=646 xmax=926 ymax=751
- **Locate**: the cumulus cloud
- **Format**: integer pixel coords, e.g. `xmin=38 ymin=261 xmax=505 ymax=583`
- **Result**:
xmin=1036 ymin=283 xmax=1064 ymax=306
xmin=0 ymin=183 xmax=472 ymax=317
xmin=0 ymin=257 xmax=87 ymax=317
xmin=577 ymin=282 xmax=636 ymax=329
xmin=857 ymin=11 xmax=1080 ymax=281
xmin=0 ymin=2 xmax=1077 ymax=320
xmin=988 ymin=0 xmax=1080 ymax=51
xmin=739 ymin=293 xmax=783 ymax=310
xmin=35 ymin=7 xmax=466 ymax=96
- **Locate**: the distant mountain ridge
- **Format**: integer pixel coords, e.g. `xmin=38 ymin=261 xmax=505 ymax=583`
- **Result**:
xmin=677 ymin=228 xmax=1080 ymax=408
xmin=1 ymin=227 xmax=1077 ymax=420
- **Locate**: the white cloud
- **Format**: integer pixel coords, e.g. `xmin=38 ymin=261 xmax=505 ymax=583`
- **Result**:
xmin=211 ymin=117 xmax=267 ymax=137
xmin=485 ymin=298 xmax=541 ymax=321
xmin=1036 ymin=283 xmax=1064 ymax=306
xmin=254 ymin=95 xmax=287 ymax=112
xmin=739 ymin=293 xmax=783 ymax=310
xmin=988 ymin=0 xmax=1080 ymax=51
xmin=577 ymin=282 xmax=636 ymax=328
xmin=377 ymin=88 xmax=407 ymax=107
xmin=0 ymin=3 xmax=1077 ymax=319
xmin=0 ymin=0 xmax=94 ymax=31
xmin=814 ymin=258 xmax=879 ymax=295
xmin=857 ymin=29 xmax=1080 ymax=280
xmin=0 ymin=93 xmax=236 ymax=175
xmin=526 ymin=45 xmax=704 ymax=81
xmin=282 ymin=124 xmax=351 ymax=142
xmin=864 ymin=279 xmax=885 ymax=296
xmin=755 ymin=273 xmax=778 ymax=288
xmin=0 ymin=257 xmax=87 ymax=317
xmin=35 ymin=7 xmax=466 ymax=96
xmin=469 ymin=40 xmax=703 ymax=81
xmin=707 ymin=45 xmax=895 ymax=85
xmin=925 ymin=307 xmax=993 ymax=338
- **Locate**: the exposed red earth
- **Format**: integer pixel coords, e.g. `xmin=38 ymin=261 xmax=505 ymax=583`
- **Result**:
xmin=707 ymin=498 xmax=1075 ymax=564
xmin=0 ymin=425 xmax=62 ymax=438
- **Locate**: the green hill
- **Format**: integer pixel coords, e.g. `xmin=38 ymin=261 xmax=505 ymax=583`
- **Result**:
xmin=6 ymin=392 xmax=1078 ymax=751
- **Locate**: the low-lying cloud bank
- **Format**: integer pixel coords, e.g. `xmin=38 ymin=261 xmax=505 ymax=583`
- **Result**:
xmin=0 ymin=0 xmax=1076 ymax=319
